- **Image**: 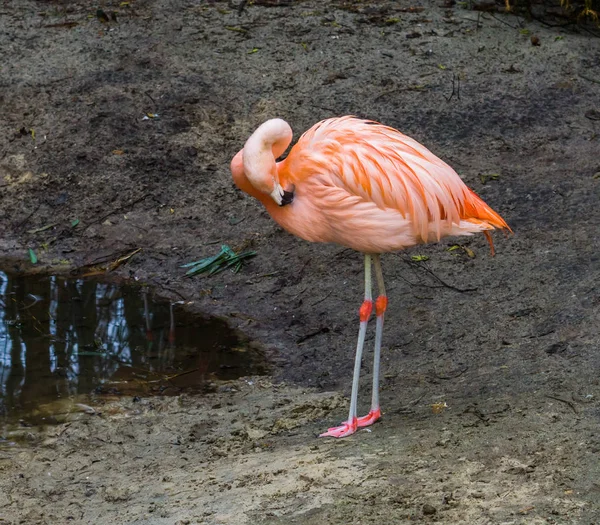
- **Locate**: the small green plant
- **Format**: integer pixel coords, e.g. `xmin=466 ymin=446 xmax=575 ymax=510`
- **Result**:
xmin=182 ymin=245 xmax=257 ymax=276
xmin=479 ymin=173 xmax=500 ymax=184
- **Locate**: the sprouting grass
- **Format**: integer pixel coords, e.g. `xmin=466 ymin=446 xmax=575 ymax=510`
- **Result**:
xmin=576 ymin=0 xmax=600 ymax=22
xmin=505 ymin=0 xmax=599 ymax=24
xmin=182 ymin=244 xmax=257 ymax=277
xmin=558 ymin=0 xmax=599 ymax=22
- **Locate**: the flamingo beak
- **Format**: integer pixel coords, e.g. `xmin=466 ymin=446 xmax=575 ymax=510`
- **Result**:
xmin=281 ymin=185 xmax=295 ymax=206
xmin=270 ymin=184 xmax=295 ymax=206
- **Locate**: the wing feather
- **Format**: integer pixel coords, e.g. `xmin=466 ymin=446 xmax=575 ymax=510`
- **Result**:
xmin=278 ymin=116 xmax=509 ymax=245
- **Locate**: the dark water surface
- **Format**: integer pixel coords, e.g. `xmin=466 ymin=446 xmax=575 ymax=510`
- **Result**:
xmin=0 ymin=271 xmax=266 ymax=434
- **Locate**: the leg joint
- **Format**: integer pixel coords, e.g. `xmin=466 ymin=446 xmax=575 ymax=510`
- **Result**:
xmin=359 ymin=299 xmax=373 ymax=322
xmin=375 ymin=295 xmax=388 ymax=316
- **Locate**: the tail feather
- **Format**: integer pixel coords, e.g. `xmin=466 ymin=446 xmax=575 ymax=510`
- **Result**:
xmin=463 ymin=188 xmax=512 ymax=231
xmin=463 ymin=188 xmax=511 ymax=256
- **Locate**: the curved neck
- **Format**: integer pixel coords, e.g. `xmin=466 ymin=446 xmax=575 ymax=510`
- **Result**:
xmin=242 ymin=119 xmax=293 ymax=195
xmin=244 ymin=118 xmax=293 ymax=160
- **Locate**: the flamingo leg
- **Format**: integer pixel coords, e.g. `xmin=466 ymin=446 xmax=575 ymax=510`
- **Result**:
xmin=357 ymin=253 xmax=386 ymax=428
xmin=320 ymin=254 xmax=373 ymax=438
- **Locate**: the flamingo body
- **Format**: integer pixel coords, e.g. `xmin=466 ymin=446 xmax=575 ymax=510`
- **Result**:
xmin=230 ymin=116 xmax=510 ymax=438
xmin=231 ymin=116 xmax=509 ymax=253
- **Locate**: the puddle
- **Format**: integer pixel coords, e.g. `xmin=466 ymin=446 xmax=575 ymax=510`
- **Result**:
xmin=0 ymin=271 xmax=267 ymax=436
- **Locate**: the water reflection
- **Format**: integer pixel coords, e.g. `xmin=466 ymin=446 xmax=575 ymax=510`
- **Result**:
xmin=0 ymin=271 xmax=266 ymax=431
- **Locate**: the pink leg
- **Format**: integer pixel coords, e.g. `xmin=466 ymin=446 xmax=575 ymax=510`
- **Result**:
xmin=356 ymin=296 xmax=386 ymax=427
xmin=320 ymin=254 xmax=372 ymax=438
xmin=357 ymin=255 xmax=387 ymax=428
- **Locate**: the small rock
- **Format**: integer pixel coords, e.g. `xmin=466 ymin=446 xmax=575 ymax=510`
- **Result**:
xmin=104 ymin=485 xmax=134 ymax=502
xmin=502 ymin=457 xmax=535 ymax=474
xmin=42 ymin=438 xmax=57 ymax=448
xmin=546 ymin=341 xmax=568 ymax=355
xmin=423 ymin=504 xmax=437 ymax=515
xmin=75 ymin=403 xmax=97 ymax=415
xmin=246 ymin=427 xmax=268 ymax=440
xmin=585 ymin=109 xmax=600 ymax=121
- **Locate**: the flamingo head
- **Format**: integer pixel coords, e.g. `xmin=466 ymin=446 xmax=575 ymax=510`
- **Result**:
xmin=230 ymin=119 xmax=293 ymax=206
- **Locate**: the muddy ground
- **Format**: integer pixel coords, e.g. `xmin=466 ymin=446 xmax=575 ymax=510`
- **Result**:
xmin=1 ymin=0 xmax=600 ymax=523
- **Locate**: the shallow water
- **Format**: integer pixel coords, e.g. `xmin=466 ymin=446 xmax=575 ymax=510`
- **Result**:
xmin=0 ymin=271 xmax=266 ymax=433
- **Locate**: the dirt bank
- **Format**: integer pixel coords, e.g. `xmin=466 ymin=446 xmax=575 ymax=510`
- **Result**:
xmin=1 ymin=0 xmax=599 ymax=523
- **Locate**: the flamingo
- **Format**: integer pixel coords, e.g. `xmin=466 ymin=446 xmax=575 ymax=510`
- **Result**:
xmin=230 ymin=116 xmax=510 ymax=438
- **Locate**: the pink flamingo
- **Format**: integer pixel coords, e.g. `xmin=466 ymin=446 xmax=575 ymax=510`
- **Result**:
xmin=231 ymin=116 xmax=510 ymax=438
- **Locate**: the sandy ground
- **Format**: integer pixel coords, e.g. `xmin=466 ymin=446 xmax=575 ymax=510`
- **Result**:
xmin=1 ymin=0 xmax=600 ymax=523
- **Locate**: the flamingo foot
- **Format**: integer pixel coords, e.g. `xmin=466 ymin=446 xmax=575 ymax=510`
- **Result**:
xmin=357 ymin=407 xmax=381 ymax=428
xmin=319 ymin=417 xmax=358 ymax=438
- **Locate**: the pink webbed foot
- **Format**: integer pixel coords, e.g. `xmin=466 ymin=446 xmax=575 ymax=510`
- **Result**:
xmin=357 ymin=407 xmax=381 ymax=428
xmin=319 ymin=417 xmax=358 ymax=438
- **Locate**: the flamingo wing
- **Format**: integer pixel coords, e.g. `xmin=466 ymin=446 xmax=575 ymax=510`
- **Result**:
xmin=279 ymin=117 xmax=509 ymax=245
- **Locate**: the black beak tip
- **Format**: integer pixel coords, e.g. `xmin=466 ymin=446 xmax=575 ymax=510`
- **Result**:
xmin=280 ymin=189 xmax=294 ymax=206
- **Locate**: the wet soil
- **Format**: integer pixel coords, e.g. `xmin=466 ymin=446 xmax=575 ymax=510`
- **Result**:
xmin=1 ymin=0 xmax=600 ymax=523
